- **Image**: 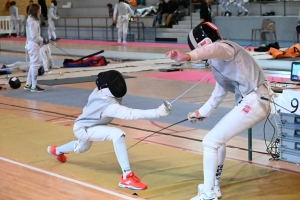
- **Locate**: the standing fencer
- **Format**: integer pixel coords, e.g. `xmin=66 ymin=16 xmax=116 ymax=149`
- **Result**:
xmin=219 ymin=0 xmax=231 ymax=16
xmin=113 ymin=0 xmax=134 ymax=44
xmin=235 ymin=0 xmax=249 ymax=16
xmin=24 ymin=3 xmax=45 ymax=92
xmin=8 ymin=1 xmax=20 ymax=38
xmin=166 ymin=22 xmax=273 ymax=200
xmin=47 ymin=70 xmax=170 ymax=190
xmin=48 ymin=0 xmax=60 ymax=41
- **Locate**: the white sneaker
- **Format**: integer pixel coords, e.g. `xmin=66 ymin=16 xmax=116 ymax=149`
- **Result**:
xmin=214 ymin=185 xmax=222 ymax=198
xmin=190 ymin=184 xmax=218 ymax=200
xmin=123 ymin=41 xmax=127 ymax=44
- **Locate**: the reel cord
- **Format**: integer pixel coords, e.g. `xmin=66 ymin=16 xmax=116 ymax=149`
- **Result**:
xmin=261 ymin=96 xmax=281 ymax=160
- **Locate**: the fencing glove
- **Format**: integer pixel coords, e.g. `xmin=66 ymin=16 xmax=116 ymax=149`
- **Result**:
xmin=187 ymin=110 xmax=205 ymax=124
xmin=43 ymin=38 xmax=49 ymax=45
xmin=156 ymin=103 xmax=170 ymax=117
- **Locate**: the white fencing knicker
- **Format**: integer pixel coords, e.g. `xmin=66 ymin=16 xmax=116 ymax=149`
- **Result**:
xmin=117 ymin=14 xmax=129 ymax=43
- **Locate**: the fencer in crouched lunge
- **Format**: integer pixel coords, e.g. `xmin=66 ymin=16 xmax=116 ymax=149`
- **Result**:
xmin=47 ymin=70 xmax=170 ymax=190
xmin=48 ymin=0 xmax=60 ymax=41
xmin=113 ymin=0 xmax=134 ymax=44
xmin=24 ymin=3 xmax=45 ymax=92
xmin=166 ymin=22 xmax=273 ymax=200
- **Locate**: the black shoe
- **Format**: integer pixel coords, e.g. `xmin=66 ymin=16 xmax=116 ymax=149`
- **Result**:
xmin=254 ymin=45 xmax=269 ymax=52
xmin=267 ymin=11 xmax=275 ymax=16
xmin=51 ymin=38 xmax=60 ymax=42
xmin=237 ymin=11 xmax=243 ymax=16
xmin=31 ymin=85 xmax=44 ymax=92
xmin=267 ymin=42 xmax=280 ymax=50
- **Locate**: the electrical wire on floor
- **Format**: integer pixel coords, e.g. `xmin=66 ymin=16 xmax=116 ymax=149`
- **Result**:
xmin=264 ymin=99 xmax=280 ymax=161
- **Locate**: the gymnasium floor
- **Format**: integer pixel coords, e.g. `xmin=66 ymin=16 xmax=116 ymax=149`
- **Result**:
xmin=0 ymin=38 xmax=300 ymax=200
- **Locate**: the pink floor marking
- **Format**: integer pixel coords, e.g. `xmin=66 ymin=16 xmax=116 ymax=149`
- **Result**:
xmin=1 ymin=38 xmax=189 ymax=48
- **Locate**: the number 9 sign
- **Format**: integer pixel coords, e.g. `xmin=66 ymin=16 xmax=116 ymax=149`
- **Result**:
xmin=291 ymin=98 xmax=299 ymax=113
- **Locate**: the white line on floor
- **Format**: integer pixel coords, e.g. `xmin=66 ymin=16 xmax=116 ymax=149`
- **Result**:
xmin=0 ymin=156 xmax=137 ymax=200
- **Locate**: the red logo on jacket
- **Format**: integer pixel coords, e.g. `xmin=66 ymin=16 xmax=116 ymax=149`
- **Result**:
xmin=242 ymin=105 xmax=251 ymax=113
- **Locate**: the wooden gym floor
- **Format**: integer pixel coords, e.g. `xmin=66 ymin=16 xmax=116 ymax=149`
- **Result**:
xmin=0 ymin=39 xmax=299 ymax=200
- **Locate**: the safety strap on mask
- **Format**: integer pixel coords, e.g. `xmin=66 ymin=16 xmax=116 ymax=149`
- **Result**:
xmin=189 ymin=30 xmax=199 ymax=49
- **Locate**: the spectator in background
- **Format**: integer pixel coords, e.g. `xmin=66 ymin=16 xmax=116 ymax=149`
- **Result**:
xmin=8 ymin=1 xmax=20 ymax=38
xmin=192 ymin=0 xmax=201 ymax=12
xmin=219 ymin=0 xmax=231 ymax=16
xmin=162 ymin=0 xmax=178 ymax=28
xmin=38 ymin=0 xmax=47 ymax=25
xmin=107 ymin=3 xmax=113 ymax=17
xmin=235 ymin=0 xmax=249 ymax=16
xmin=48 ymin=0 xmax=60 ymax=41
xmin=5 ymin=0 xmax=12 ymax=10
xmin=152 ymin=0 xmax=167 ymax=27
xmin=27 ymin=0 xmax=33 ymax=16
xmin=298 ymin=9 xmax=300 ymax=24
xmin=173 ymin=0 xmax=188 ymax=25
xmin=113 ymin=0 xmax=134 ymax=44
xmin=200 ymin=0 xmax=213 ymax=23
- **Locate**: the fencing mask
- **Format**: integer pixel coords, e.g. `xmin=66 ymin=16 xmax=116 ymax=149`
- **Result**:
xmin=8 ymin=77 xmax=21 ymax=89
xmin=38 ymin=66 xmax=45 ymax=76
xmin=187 ymin=22 xmax=221 ymax=50
xmin=96 ymin=70 xmax=127 ymax=98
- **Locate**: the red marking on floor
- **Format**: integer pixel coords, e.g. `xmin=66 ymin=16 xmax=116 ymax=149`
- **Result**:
xmin=1 ymin=38 xmax=190 ymax=49
xmin=45 ymin=112 xmax=80 ymax=122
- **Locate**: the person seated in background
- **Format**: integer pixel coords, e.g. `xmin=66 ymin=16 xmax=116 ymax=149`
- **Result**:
xmin=152 ymin=0 xmax=167 ymax=27
xmin=162 ymin=0 xmax=178 ymax=28
xmin=172 ymin=0 xmax=188 ymax=25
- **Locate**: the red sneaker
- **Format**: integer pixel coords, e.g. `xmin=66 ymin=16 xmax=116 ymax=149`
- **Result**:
xmin=119 ymin=172 xmax=147 ymax=190
xmin=47 ymin=146 xmax=67 ymax=163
